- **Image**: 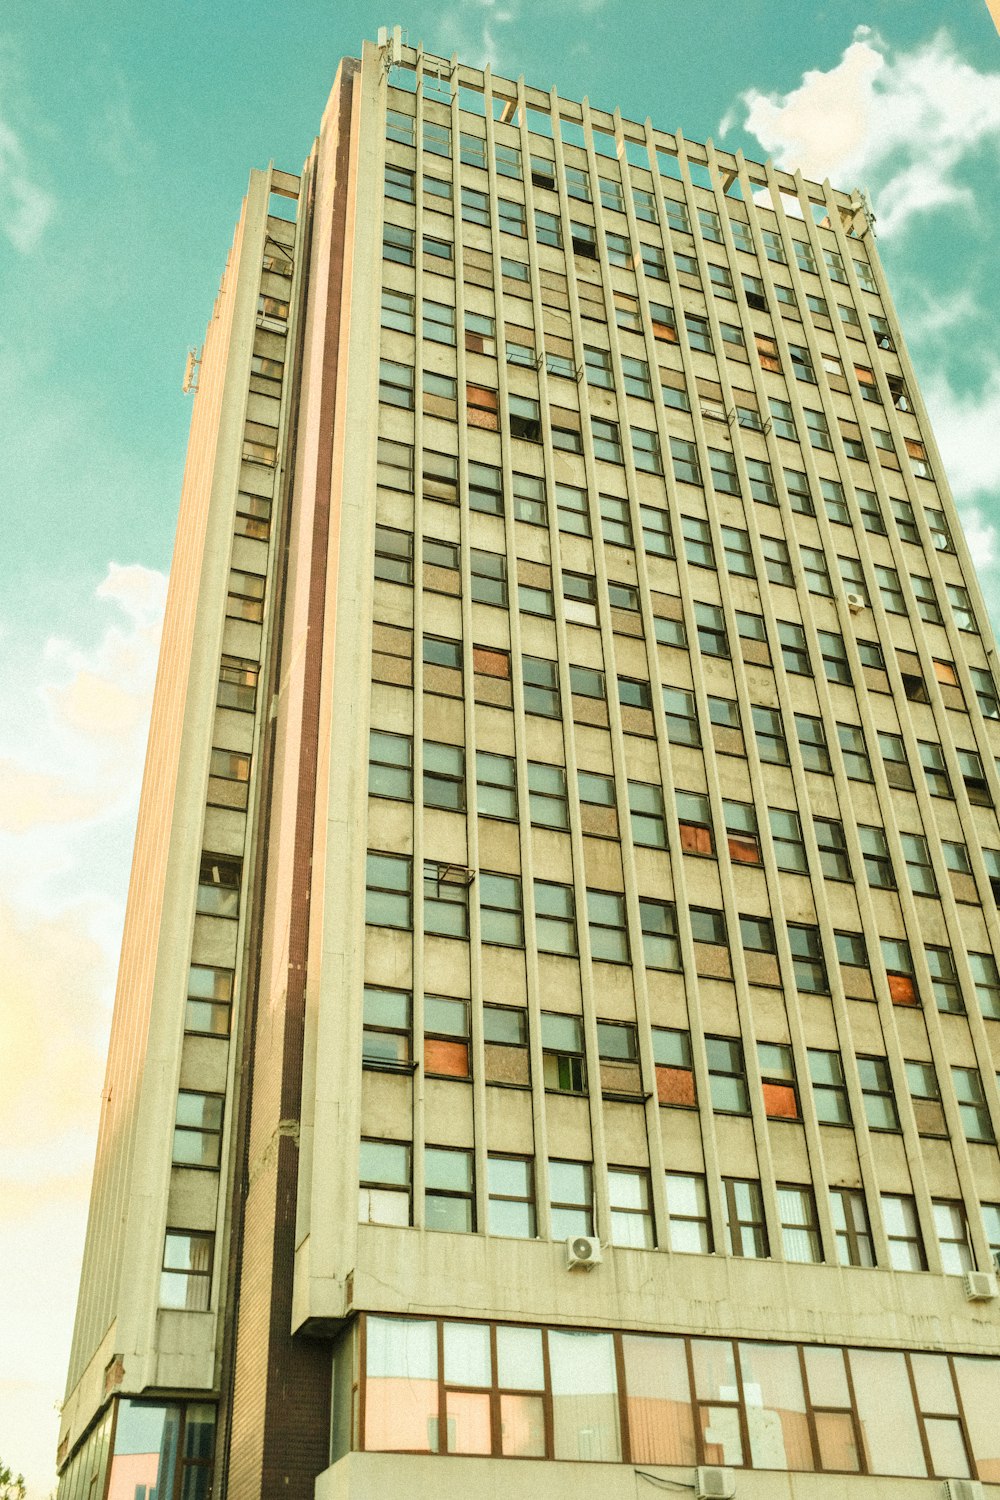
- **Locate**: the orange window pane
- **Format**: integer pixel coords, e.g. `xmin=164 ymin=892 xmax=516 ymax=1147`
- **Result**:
xmin=656 ymin=1065 xmax=696 ymax=1107
xmin=727 ymin=833 xmax=760 ymax=865
xmin=446 ymin=1390 xmax=492 ymax=1454
xmin=424 ymin=1039 xmax=470 ymax=1077
xmin=473 ymin=646 xmax=510 ymax=678
xmin=887 ymin=973 xmax=917 ymax=1006
xmin=500 ymin=1393 xmax=546 ymax=1457
xmin=762 ymin=1082 xmax=799 ymax=1119
xmin=854 ymin=365 xmax=876 ymax=385
xmin=933 ymin=660 xmax=959 ymax=686
xmin=652 ymin=321 xmax=678 ymax=343
xmin=680 ymin=822 xmax=713 ymax=856
xmin=624 ymin=1334 xmax=697 ymax=1466
xmin=365 ymin=1375 xmax=437 ymax=1451
xmin=905 ymin=438 xmax=927 ymax=460
xmin=813 ymin=1410 xmax=861 ymax=1472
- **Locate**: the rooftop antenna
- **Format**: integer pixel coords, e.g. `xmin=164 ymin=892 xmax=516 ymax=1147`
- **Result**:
xmin=182 ymin=347 xmax=200 ymax=395
xmin=377 ymin=24 xmax=404 ymax=75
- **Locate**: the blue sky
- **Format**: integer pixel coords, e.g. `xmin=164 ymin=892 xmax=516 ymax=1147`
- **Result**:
xmin=1 ymin=2 xmax=998 ymax=1493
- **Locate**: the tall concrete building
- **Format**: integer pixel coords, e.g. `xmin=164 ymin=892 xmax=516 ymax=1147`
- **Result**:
xmin=57 ymin=34 xmax=1000 ymax=1500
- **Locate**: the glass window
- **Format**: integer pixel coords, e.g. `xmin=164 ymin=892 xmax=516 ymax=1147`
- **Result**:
xmin=425 ymin=1147 xmax=474 ymax=1232
xmin=186 ymin=963 xmax=233 ymax=1037
xmin=933 ymin=1200 xmax=973 ymax=1275
xmin=549 ymin=1328 xmax=621 ymax=1462
xmin=480 ymin=872 xmax=523 ymax=947
xmin=969 ymin=951 xmax=1000 ymax=1019
xmin=587 ymin=888 xmax=629 ymax=962
xmin=592 ymin=417 xmax=623 ymax=464
xmin=759 ymin=1040 xmax=799 ymax=1119
xmin=629 ymin=781 xmax=667 ymax=848
xmin=541 ymin=1013 xmax=585 ymax=1094
xmin=778 ymin=619 xmax=809 ymax=673
xmin=678 ymin=789 xmax=715 ymax=857
xmin=423 ymin=860 xmax=469 ymax=939
xmin=663 ymin=687 xmax=700 ymax=747
xmin=549 ymin=1159 xmax=594 ymax=1237
xmin=859 ymin=1056 xmax=899 ymax=1131
xmin=488 ymin=1156 xmax=536 ymax=1239
xmin=882 ymin=1193 xmax=926 ymax=1271
xmin=952 ymin=1066 xmax=995 ymax=1143
xmin=365 ymin=852 xmax=411 ymax=928
xmin=609 ymin=1168 xmax=655 ymax=1249
xmin=789 ymin=924 xmax=828 ymax=993
xmin=160 ymin=1230 xmax=213 ymax=1310
xmin=368 ymin=730 xmax=412 ymax=800
xmin=652 ymin=1027 xmax=695 ymax=1109
xmin=641 ymin=505 xmax=673 ymax=558
xmin=722 ymin=525 xmax=754 ymax=577
xmin=423 ymin=740 xmax=465 ymax=811
xmin=523 ymin=655 xmax=559 ymax=717
xmin=815 ymin=817 xmax=850 ymax=880
xmin=754 ymin=705 xmax=788 ymax=765
xmin=849 ymin=1350 xmax=926 ymax=1476
xmin=534 ymin=880 xmax=578 ymax=957
xmin=364 ymin=1315 xmax=436 ymax=1450
xmin=383 ymin=221 xmax=415 ymax=265
xmin=362 ymin=985 xmax=411 ymax=1067
xmin=706 ymin=1036 xmax=749 ymax=1114
xmin=778 ymin=1185 xmax=822 ymax=1263
xmin=809 ymin=1050 xmax=852 ymax=1126
xmin=664 ymin=1173 xmax=712 ymax=1254
xmin=172 ymin=1091 xmax=224 ymax=1168
xmin=830 ymin=1187 xmax=875 ymax=1267
xmin=476 ymin=751 xmax=516 ymax=821
xmin=683 ymin=515 xmax=714 ymax=568
xmin=639 ymin=898 xmax=680 ymax=971
xmin=724 ymin=1178 xmax=768 ymax=1257
xmin=769 ymin=807 xmax=806 ymax=873
xmin=359 ymin=1139 xmax=411 ymax=1227
xmin=631 ymin=426 xmax=662 ymax=474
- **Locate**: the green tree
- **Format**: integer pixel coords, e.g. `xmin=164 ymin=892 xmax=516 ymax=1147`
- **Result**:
xmin=0 ymin=1464 xmax=26 ymax=1500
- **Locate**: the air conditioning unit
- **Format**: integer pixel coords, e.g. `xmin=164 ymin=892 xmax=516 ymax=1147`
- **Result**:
xmin=845 ymin=591 xmax=866 ymax=612
xmin=696 ymin=1468 xmax=736 ymax=1500
xmin=945 ymin=1480 xmax=983 ymax=1500
xmin=565 ymin=1235 xmax=601 ymax=1270
xmin=963 ymin=1270 xmax=997 ymax=1301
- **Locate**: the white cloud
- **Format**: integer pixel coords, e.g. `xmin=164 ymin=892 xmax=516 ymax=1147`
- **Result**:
xmin=921 ymin=364 xmax=1000 ymax=574
xmin=0 ymin=112 xmax=55 ymax=252
xmin=0 ymin=563 xmax=165 ymax=1498
xmin=727 ymin=28 xmax=1000 ymax=236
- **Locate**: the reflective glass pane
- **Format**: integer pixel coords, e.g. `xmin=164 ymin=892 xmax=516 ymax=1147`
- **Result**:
xmin=497 ymin=1325 xmax=545 ymax=1390
xmin=444 ymin=1322 xmax=491 ymax=1386
xmin=954 ymin=1358 xmax=1000 ymax=1480
xmin=924 ymin=1417 xmax=970 ymax=1478
xmin=699 ymin=1405 xmax=743 ymax=1466
xmin=623 ymin=1335 xmax=696 ymax=1465
xmin=365 ymin=1318 xmax=438 ymax=1452
xmin=691 ymin=1340 xmax=738 ymax=1400
xmin=500 ymin=1394 xmax=546 ymax=1457
xmin=549 ymin=1330 xmax=622 ymax=1461
xmin=738 ymin=1343 xmax=813 ymax=1470
xmin=446 ymin=1390 xmax=491 ymax=1454
xmin=848 ymin=1349 xmax=926 ymax=1476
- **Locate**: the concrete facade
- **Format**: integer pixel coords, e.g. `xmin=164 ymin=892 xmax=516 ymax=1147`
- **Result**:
xmin=58 ymin=36 xmax=1000 ymax=1500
